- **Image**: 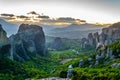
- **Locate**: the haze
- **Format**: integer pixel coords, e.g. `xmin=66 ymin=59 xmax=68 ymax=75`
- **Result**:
xmin=0 ymin=0 xmax=120 ymax=23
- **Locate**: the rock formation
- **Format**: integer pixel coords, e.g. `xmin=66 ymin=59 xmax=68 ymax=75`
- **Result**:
xmin=81 ymin=22 xmax=120 ymax=66
xmin=79 ymin=59 xmax=84 ymax=67
xmin=81 ymin=22 xmax=120 ymax=49
xmin=81 ymin=22 xmax=120 ymax=52
xmin=48 ymin=37 xmax=64 ymax=50
xmin=111 ymin=63 xmax=120 ymax=68
xmin=9 ymin=24 xmax=46 ymax=61
xmin=0 ymin=24 xmax=10 ymax=59
xmin=0 ymin=24 xmax=9 ymax=47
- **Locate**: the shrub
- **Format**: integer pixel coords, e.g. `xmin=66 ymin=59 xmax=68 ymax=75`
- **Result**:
xmin=59 ymin=71 xmax=67 ymax=78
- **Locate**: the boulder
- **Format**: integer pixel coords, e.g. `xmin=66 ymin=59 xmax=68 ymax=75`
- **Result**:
xmin=88 ymin=58 xmax=92 ymax=64
xmin=110 ymin=63 xmax=120 ymax=68
xmin=96 ymin=54 xmax=101 ymax=61
xmin=88 ymin=58 xmax=93 ymax=67
xmin=95 ymin=60 xmax=99 ymax=66
xmin=79 ymin=59 xmax=84 ymax=67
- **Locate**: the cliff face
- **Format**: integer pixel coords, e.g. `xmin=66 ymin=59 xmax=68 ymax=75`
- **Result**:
xmin=81 ymin=22 xmax=120 ymax=65
xmin=0 ymin=24 xmax=9 ymax=47
xmin=81 ymin=22 xmax=120 ymax=49
xmin=0 ymin=24 xmax=9 ymax=59
xmin=80 ymin=22 xmax=120 ymax=67
xmin=9 ymin=24 xmax=46 ymax=61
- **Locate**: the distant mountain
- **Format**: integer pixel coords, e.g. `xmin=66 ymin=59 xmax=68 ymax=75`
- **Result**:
xmin=0 ymin=18 xmax=105 ymax=39
xmin=46 ymin=23 xmax=105 ymax=39
xmin=52 ymin=24 xmax=104 ymax=32
xmin=109 ymin=22 xmax=120 ymax=28
xmin=39 ymin=24 xmax=69 ymax=32
xmin=0 ymin=18 xmax=19 ymax=36
xmin=39 ymin=24 xmax=56 ymax=33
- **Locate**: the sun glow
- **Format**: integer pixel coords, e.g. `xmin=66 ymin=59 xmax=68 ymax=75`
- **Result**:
xmin=0 ymin=11 xmax=88 ymax=25
xmin=1 ymin=11 xmax=41 ymax=23
xmin=0 ymin=0 xmax=120 ymax=24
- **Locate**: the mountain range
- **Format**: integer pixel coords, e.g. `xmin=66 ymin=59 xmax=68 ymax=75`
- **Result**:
xmin=0 ymin=18 xmax=107 ymax=39
xmin=46 ymin=24 xmax=105 ymax=39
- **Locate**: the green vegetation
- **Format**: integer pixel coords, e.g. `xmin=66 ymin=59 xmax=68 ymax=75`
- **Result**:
xmin=72 ymin=68 xmax=120 ymax=80
xmin=0 ymin=58 xmax=26 ymax=80
xmin=47 ymin=37 xmax=82 ymax=51
xmin=0 ymin=57 xmax=55 ymax=79
xmin=47 ymin=50 xmax=82 ymax=60
xmin=0 ymin=44 xmax=11 ymax=59
xmin=109 ymin=40 xmax=120 ymax=57
xmin=0 ymin=50 xmax=91 ymax=79
xmin=0 ymin=47 xmax=120 ymax=80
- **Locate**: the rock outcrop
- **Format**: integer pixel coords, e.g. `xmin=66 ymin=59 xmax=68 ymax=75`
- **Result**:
xmin=0 ymin=24 xmax=10 ymax=59
xmin=111 ymin=63 xmax=120 ymax=68
xmin=48 ymin=37 xmax=64 ymax=51
xmin=81 ymin=22 xmax=120 ymax=66
xmin=81 ymin=22 xmax=120 ymax=57
xmin=9 ymin=24 xmax=46 ymax=61
xmin=79 ymin=59 xmax=85 ymax=67
xmin=81 ymin=22 xmax=120 ymax=49
xmin=0 ymin=24 xmax=9 ymax=47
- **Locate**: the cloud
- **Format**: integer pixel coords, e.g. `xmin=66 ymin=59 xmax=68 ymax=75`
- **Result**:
xmin=0 ymin=0 xmax=120 ymax=23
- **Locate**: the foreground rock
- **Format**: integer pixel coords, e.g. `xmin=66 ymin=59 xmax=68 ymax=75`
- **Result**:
xmin=9 ymin=24 xmax=46 ymax=61
xmin=111 ymin=63 xmax=120 ymax=68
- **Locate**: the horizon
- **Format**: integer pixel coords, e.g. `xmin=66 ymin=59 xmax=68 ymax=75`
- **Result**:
xmin=0 ymin=11 xmax=118 ymax=25
xmin=0 ymin=0 xmax=120 ymax=23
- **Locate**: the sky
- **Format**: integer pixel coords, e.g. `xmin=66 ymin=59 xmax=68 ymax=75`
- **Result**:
xmin=0 ymin=0 xmax=120 ymax=23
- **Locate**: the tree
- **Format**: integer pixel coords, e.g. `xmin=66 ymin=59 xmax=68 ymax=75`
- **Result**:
xmin=109 ymin=40 xmax=120 ymax=57
xmin=0 ymin=44 xmax=11 ymax=59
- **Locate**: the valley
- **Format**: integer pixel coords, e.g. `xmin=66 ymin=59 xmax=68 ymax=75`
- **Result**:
xmin=0 ymin=13 xmax=120 ymax=80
